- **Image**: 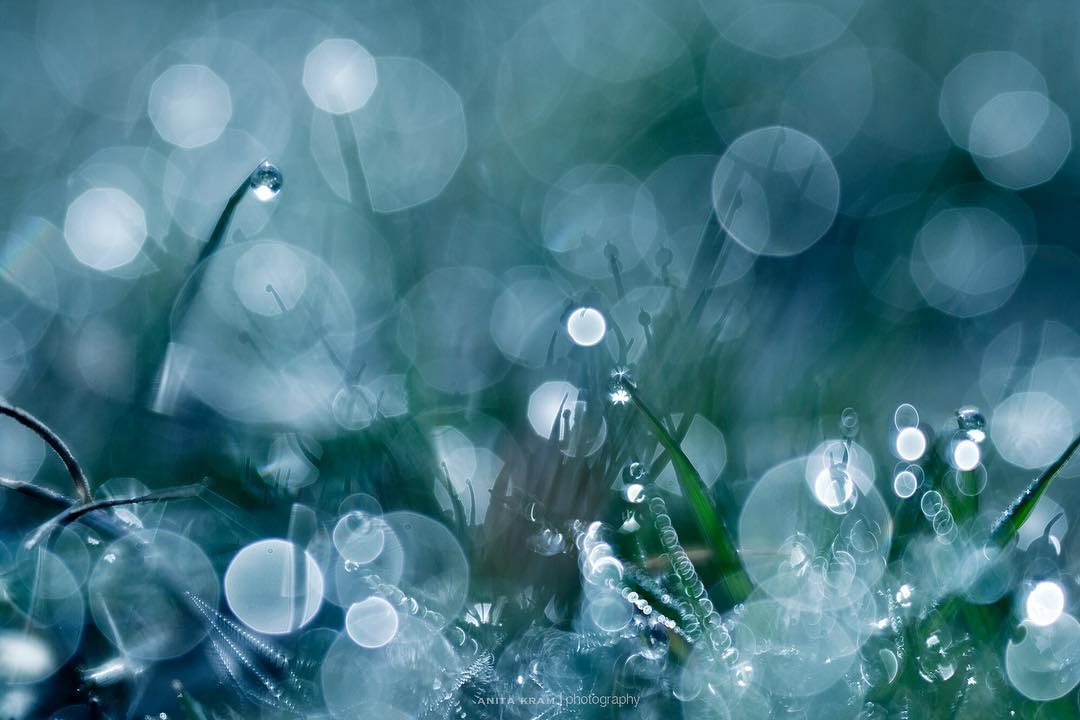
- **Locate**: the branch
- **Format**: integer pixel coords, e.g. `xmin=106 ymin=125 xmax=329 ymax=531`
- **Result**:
xmin=0 ymin=401 xmax=91 ymax=501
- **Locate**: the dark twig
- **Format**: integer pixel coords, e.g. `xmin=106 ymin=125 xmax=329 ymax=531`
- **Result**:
xmin=24 ymin=483 xmax=206 ymax=549
xmin=0 ymin=401 xmax=91 ymax=502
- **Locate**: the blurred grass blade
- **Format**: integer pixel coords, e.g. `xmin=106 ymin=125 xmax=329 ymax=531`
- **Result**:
xmin=991 ymin=433 xmax=1080 ymax=548
xmin=628 ymin=386 xmax=751 ymax=604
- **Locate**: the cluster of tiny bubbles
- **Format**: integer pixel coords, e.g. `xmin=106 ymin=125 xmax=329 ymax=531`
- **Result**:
xmin=893 ymin=403 xmax=927 ymax=462
xmin=248 ymin=160 xmax=283 ymax=202
xmin=223 ymin=538 xmax=324 ymax=635
xmin=1006 ymin=612 xmax=1080 ymax=701
xmin=343 ymin=512 xmax=467 ymax=628
xmin=88 ymin=530 xmax=217 ymax=659
xmin=643 ymin=496 xmax=725 ymax=645
xmin=565 ymin=306 xmax=607 ymax=347
xmin=742 ymin=457 xmax=891 ymax=610
xmin=711 ymin=125 xmax=840 ymax=258
xmin=0 ymin=547 xmax=84 ymax=683
xmin=330 ymin=515 xmax=403 ymax=608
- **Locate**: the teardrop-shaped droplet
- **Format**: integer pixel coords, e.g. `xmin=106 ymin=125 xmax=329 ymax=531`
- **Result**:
xmin=249 ymin=160 xmax=283 ymax=201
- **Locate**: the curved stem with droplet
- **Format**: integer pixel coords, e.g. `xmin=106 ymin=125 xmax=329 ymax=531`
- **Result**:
xmin=0 ymin=401 xmax=91 ymax=502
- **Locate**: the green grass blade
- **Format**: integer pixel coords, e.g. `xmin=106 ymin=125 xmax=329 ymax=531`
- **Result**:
xmin=991 ymin=433 xmax=1080 ymax=548
xmin=628 ymin=386 xmax=751 ymax=604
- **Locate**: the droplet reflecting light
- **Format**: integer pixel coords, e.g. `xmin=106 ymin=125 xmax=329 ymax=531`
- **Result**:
xmin=249 ymin=161 xmax=283 ymax=201
xmin=346 ymin=596 xmax=399 ymax=648
xmin=953 ymin=439 xmax=980 ymax=471
xmin=1026 ymin=581 xmax=1065 ymax=627
xmin=566 ymin=306 xmax=606 ymax=346
xmin=896 ymin=427 xmax=927 ymax=461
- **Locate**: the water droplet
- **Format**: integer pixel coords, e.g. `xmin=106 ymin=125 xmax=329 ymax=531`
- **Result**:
xmin=1026 ymin=581 xmax=1065 ymax=627
xmin=956 ymin=405 xmax=986 ymax=432
xmin=566 ymin=306 xmax=606 ymax=346
xmin=896 ymin=426 xmax=927 ymax=461
xmin=894 ymin=469 xmax=918 ymax=499
xmin=952 ymin=438 xmax=981 ymax=471
xmin=249 ymin=160 xmax=283 ymax=202
xmin=920 ymin=490 xmax=944 ymax=518
xmin=840 ymin=407 xmax=860 ymax=437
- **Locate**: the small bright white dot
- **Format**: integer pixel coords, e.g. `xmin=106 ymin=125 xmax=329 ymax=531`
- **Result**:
xmin=953 ymin=439 xmax=981 ymax=471
xmin=566 ymin=307 xmax=607 ymax=346
xmin=303 ymin=39 xmax=378 ymax=114
xmin=345 ymin=596 xmax=399 ymax=648
xmin=893 ymin=470 xmax=918 ymax=499
xmin=609 ymin=388 xmax=630 ymax=405
xmin=624 ymin=483 xmax=645 ymax=503
xmin=64 ymin=188 xmax=147 ymax=271
xmin=1026 ymin=581 xmax=1065 ymax=627
xmin=896 ymin=427 xmax=927 ymax=461
xmin=813 ymin=467 xmax=855 ymax=511
xmin=148 ymin=64 xmax=232 ymax=149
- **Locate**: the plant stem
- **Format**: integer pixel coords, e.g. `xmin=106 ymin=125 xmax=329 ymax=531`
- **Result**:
xmin=626 ymin=385 xmax=751 ymax=605
xmin=990 ymin=433 xmax=1080 ymax=548
xmin=0 ymin=401 xmax=91 ymax=502
xmin=23 ymin=483 xmax=205 ymax=549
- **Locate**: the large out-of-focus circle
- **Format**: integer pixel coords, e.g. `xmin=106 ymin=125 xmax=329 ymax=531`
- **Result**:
xmin=88 ymin=530 xmax=218 ymax=660
xmin=303 ymin=39 xmax=378 ymax=114
xmin=232 ymin=241 xmax=308 ymax=317
xmin=346 ymin=596 xmax=399 ymax=648
xmin=712 ymin=126 xmax=839 ymax=257
xmin=397 ymin=267 xmax=507 ymax=394
xmin=910 ymin=206 xmax=1027 ymax=318
xmin=63 ymin=188 xmax=147 ymax=271
xmin=148 ymin=64 xmax=232 ymax=148
xmin=992 ymin=391 xmax=1074 ymax=469
xmin=1006 ymin=614 xmax=1080 ymax=700
xmin=224 ymin=539 xmax=324 ymax=635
